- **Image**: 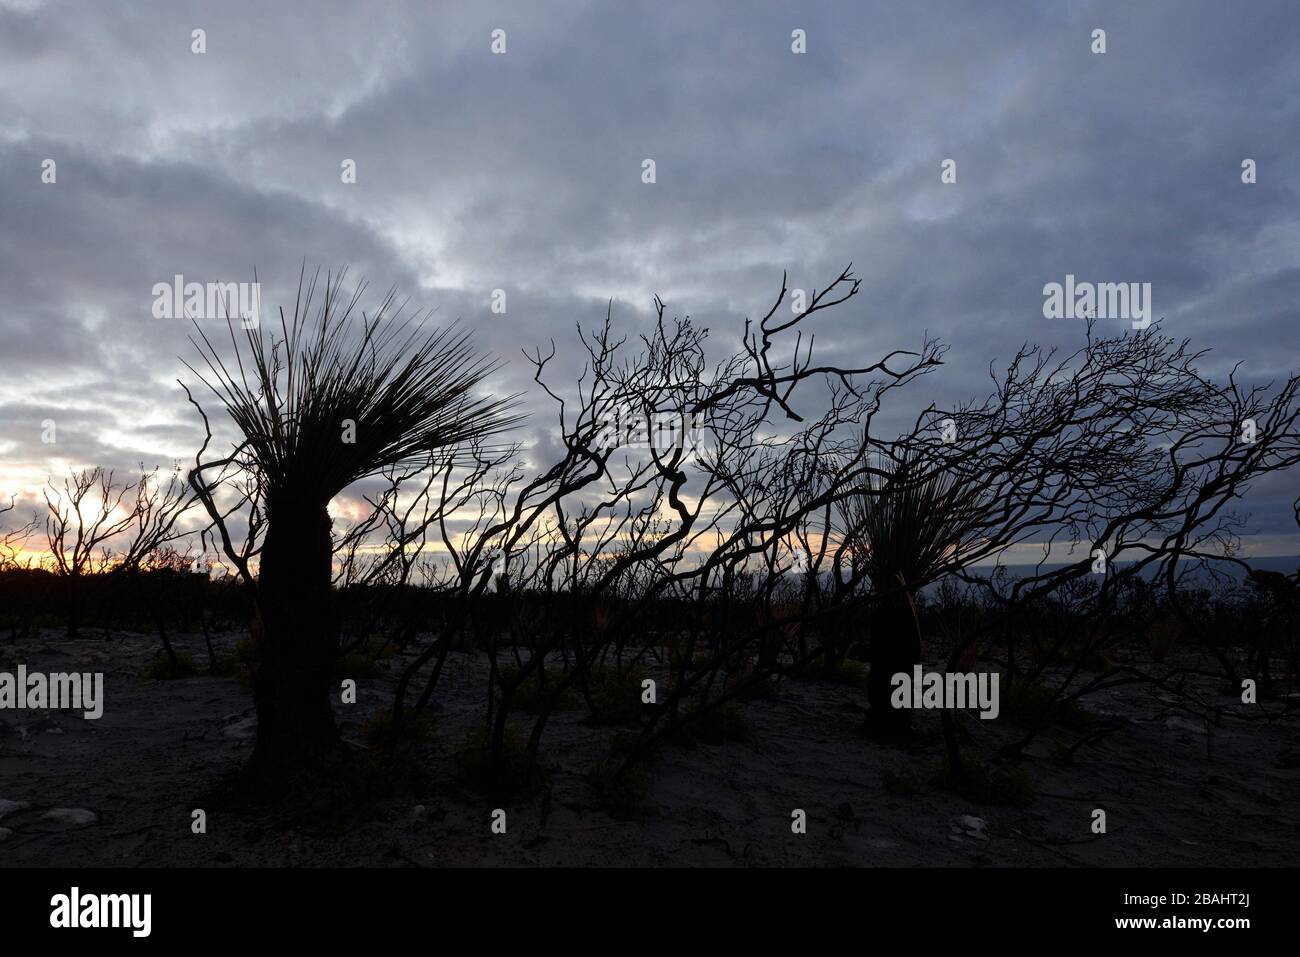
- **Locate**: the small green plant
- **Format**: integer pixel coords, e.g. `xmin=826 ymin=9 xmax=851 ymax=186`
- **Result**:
xmin=499 ymin=663 xmax=577 ymax=714
xmin=586 ymin=662 xmax=649 ymax=724
xmin=453 ymin=725 xmax=547 ymax=794
xmin=274 ymin=745 xmax=422 ymax=832
xmin=931 ymin=758 xmax=1033 ymax=807
xmin=734 ymin=670 xmax=781 ymax=701
xmin=881 ymin=763 xmax=925 ymax=796
xmin=361 ymin=707 xmax=434 ymax=746
xmin=688 ymin=699 xmax=750 ymax=743
xmin=141 ymin=650 xmax=197 ymax=680
xmin=207 ymin=651 xmax=241 ymax=677
xmin=229 ymin=637 xmax=257 ymax=690
xmin=1002 ymin=679 xmax=1094 ymax=731
xmin=590 ymin=733 xmax=656 ymax=816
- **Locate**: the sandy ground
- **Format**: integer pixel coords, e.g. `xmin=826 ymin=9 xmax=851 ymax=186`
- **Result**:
xmin=0 ymin=628 xmax=1296 ymax=867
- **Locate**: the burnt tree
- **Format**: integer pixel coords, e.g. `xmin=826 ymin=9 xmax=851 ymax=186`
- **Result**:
xmin=185 ymin=269 xmax=517 ymax=791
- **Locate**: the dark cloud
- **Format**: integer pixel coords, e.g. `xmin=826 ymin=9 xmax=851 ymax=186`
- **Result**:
xmin=1 ymin=0 xmax=1296 ymax=552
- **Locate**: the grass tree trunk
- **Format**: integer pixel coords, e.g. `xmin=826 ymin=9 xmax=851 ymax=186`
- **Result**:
xmin=866 ymin=588 xmax=921 ymax=739
xmin=186 ymin=271 xmax=516 ymax=796
xmin=248 ymin=497 xmax=340 ymax=788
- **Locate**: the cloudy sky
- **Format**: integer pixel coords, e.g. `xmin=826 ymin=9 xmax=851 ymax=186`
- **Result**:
xmin=2 ymin=0 xmax=1297 ymax=558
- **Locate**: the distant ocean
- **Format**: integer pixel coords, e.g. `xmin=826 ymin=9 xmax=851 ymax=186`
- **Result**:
xmin=931 ymin=554 xmax=1298 ymax=592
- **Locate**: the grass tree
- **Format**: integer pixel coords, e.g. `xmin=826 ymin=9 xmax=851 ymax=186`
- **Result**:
xmin=184 ymin=270 xmax=517 ymax=791
xmin=840 ymin=450 xmax=983 ymax=738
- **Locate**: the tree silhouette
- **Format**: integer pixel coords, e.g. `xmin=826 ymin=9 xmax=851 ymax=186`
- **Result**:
xmin=840 ymin=451 xmax=987 ymax=738
xmin=184 ymin=269 xmax=518 ymax=791
xmin=44 ymin=466 xmax=140 ymax=637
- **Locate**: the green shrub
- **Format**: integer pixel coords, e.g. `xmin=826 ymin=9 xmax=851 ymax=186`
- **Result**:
xmin=586 ymin=663 xmax=649 ymax=724
xmin=688 ymin=699 xmax=751 ymax=743
xmin=141 ymin=649 xmax=197 ymax=680
xmin=276 ymin=745 xmax=420 ymax=832
xmin=453 ymin=725 xmax=547 ymax=794
xmin=734 ymin=671 xmax=782 ymax=701
xmin=931 ymin=758 xmax=1033 ymax=807
xmin=361 ymin=707 xmax=435 ymax=746
xmin=229 ymin=637 xmax=257 ymax=690
xmin=334 ymin=650 xmax=382 ymax=680
xmin=882 ymin=764 xmax=925 ymax=796
xmin=1002 ymin=680 xmax=1094 ymax=731
xmin=591 ymin=734 xmax=656 ymax=816
xmin=207 ymin=651 xmax=241 ymax=677
xmin=499 ymin=663 xmax=577 ymax=714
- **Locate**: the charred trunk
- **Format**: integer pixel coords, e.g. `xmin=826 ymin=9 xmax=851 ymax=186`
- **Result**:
xmin=247 ymin=497 xmax=341 ymax=790
xmin=865 ymin=588 xmax=921 ymax=739
xmin=65 ymin=573 xmax=82 ymax=639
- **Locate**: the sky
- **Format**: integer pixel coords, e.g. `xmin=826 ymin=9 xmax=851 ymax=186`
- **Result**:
xmin=1 ymin=0 xmax=1298 ymax=560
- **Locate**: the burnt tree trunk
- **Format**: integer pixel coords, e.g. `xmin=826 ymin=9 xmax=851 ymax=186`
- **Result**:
xmin=248 ymin=497 xmax=340 ymax=789
xmin=65 ymin=572 xmax=82 ymax=639
xmin=865 ymin=588 xmax=921 ymax=739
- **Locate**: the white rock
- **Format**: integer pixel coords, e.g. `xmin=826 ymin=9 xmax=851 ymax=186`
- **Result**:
xmin=41 ymin=807 xmax=97 ymax=826
xmin=222 ymin=716 xmax=257 ymax=739
xmin=953 ymin=814 xmax=988 ymax=840
xmin=0 ymin=799 xmax=29 ymax=820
